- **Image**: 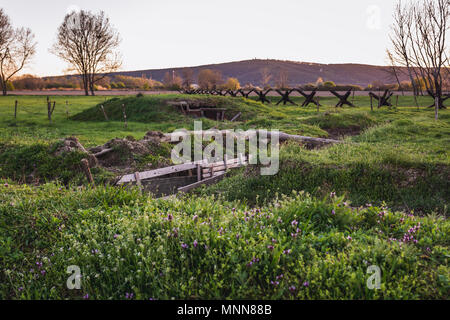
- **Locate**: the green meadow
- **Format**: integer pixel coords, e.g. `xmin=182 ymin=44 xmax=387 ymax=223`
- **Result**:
xmin=0 ymin=93 xmax=449 ymax=299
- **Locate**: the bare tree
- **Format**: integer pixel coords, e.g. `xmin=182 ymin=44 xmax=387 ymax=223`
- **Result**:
xmin=197 ymin=69 xmax=222 ymax=90
xmin=389 ymin=0 xmax=449 ymax=119
xmin=52 ymin=10 xmax=122 ymax=96
xmin=386 ymin=49 xmax=405 ymax=95
xmin=0 ymin=9 xmax=36 ymax=96
xmin=276 ymin=69 xmax=289 ymax=89
xmin=181 ymin=68 xmax=194 ymax=89
xmin=260 ymin=67 xmax=272 ymax=88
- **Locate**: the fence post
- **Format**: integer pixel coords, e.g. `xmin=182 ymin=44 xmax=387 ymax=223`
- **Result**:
xmin=14 ymin=100 xmax=17 ymax=119
xmin=65 ymin=100 xmax=69 ymax=118
xmin=81 ymin=159 xmax=94 ymax=185
xmin=197 ymin=164 xmax=202 ymax=182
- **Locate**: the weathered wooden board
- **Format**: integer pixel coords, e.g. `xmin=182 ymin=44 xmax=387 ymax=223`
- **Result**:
xmin=116 ymin=163 xmax=197 ymax=184
xmin=201 ymin=156 xmax=247 ymax=169
xmin=202 ymin=162 xmax=247 ymax=174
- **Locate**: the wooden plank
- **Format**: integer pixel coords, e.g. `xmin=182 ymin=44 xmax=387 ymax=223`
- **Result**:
xmin=201 ymin=156 xmax=246 ymax=169
xmin=230 ymin=112 xmax=242 ymax=122
xmin=116 ymin=163 xmax=197 ymax=184
xmin=197 ymin=164 xmax=202 ymax=182
xmin=178 ymin=172 xmax=227 ymax=193
xmin=202 ymin=161 xmax=246 ymax=174
xmin=202 ymin=170 xmax=226 ymax=179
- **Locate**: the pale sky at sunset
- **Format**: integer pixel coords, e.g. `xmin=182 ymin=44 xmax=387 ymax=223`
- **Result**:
xmin=0 ymin=0 xmax=397 ymax=76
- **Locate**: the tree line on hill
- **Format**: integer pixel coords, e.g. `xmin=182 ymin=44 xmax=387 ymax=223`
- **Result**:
xmin=6 ymin=69 xmax=448 ymax=95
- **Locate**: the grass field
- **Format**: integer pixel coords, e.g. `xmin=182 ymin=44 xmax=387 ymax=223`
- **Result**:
xmin=0 ymin=93 xmax=449 ymax=299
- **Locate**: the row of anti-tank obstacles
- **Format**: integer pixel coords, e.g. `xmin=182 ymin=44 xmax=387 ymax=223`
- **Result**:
xmin=180 ymin=88 xmax=449 ymax=109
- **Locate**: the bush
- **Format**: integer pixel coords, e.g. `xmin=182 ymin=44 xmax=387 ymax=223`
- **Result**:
xmin=323 ymin=81 xmax=336 ymax=88
xmin=222 ymin=77 xmax=241 ymax=91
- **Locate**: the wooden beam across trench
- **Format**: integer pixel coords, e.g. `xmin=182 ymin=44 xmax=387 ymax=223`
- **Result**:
xmin=116 ymin=156 xmax=248 ymax=193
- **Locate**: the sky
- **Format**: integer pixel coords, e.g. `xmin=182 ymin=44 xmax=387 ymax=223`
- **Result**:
xmin=0 ymin=0 xmax=398 ymax=76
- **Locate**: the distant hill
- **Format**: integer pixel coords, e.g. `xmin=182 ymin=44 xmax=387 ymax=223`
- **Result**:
xmin=112 ymin=59 xmax=410 ymax=87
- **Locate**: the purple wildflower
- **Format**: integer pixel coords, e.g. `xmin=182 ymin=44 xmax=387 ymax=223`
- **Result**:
xmin=267 ymin=245 xmax=274 ymax=251
xmin=83 ymin=294 xmax=89 ymax=299
xmin=289 ymin=285 xmax=296 ymax=293
xmin=283 ymin=249 xmax=292 ymax=255
xmin=125 ymin=292 xmax=134 ymax=299
xmin=303 ymin=281 xmax=309 ymax=287
xmin=181 ymin=243 xmax=188 ymax=249
xmin=193 ymin=240 xmax=198 ymax=248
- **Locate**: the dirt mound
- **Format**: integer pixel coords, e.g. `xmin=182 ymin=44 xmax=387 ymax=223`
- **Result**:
xmin=49 ymin=131 xmax=172 ymax=182
xmin=142 ymin=131 xmax=171 ymax=143
xmin=54 ymin=137 xmax=98 ymax=167
xmin=54 ymin=137 xmax=88 ymax=155
xmin=89 ymin=138 xmax=150 ymax=168
xmin=87 ymin=131 xmax=171 ymax=170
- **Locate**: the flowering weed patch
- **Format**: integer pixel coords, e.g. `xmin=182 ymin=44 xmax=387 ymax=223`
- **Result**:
xmin=1 ymin=183 xmax=448 ymax=299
